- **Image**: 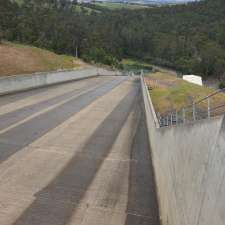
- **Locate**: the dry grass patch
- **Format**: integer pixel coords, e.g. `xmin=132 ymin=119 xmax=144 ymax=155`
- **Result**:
xmin=0 ymin=42 xmax=86 ymax=76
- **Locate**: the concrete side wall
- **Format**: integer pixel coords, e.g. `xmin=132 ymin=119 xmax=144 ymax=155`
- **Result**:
xmin=0 ymin=68 xmax=120 ymax=95
xmin=141 ymin=76 xmax=225 ymax=225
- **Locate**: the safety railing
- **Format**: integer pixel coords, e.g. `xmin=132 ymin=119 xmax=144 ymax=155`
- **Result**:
xmin=158 ymin=88 xmax=225 ymax=127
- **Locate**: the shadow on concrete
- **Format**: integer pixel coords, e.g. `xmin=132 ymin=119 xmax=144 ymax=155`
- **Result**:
xmin=0 ymin=77 xmax=113 ymax=131
xmin=0 ymin=78 xmax=106 ymax=131
xmin=124 ymin=102 xmax=160 ymax=225
xmin=11 ymin=85 xmax=138 ymax=225
xmin=0 ymin=87 xmax=85 ymax=131
xmin=0 ymin=77 xmax=101 ymax=107
xmin=0 ymin=78 xmax=124 ymax=163
xmin=0 ymin=83 xmax=64 ymax=107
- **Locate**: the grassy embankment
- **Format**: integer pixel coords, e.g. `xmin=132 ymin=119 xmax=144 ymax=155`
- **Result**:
xmin=121 ymin=58 xmax=178 ymax=75
xmin=73 ymin=5 xmax=100 ymax=14
xmin=0 ymin=42 xmax=86 ymax=76
xmin=93 ymin=2 xmax=149 ymax=10
xmin=121 ymin=59 xmax=153 ymax=72
xmin=145 ymin=72 xmax=225 ymax=115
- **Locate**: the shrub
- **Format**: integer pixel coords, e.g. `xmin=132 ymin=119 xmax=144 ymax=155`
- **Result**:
xmin=82 ymin=47 xmax=119 ymax=67
xmin=219 ymin=81 xmax=225 ymax=89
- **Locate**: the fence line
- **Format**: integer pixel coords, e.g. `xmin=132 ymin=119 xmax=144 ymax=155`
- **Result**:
xmin=158 ymin=88 xmax=225 ymax=127
xmin=129 ymin=70 xmax=225 ymax=127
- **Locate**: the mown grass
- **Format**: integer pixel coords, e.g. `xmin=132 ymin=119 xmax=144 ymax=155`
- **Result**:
xmin=145 ymin=72 xmax=225 ymax=115
xmin=0 ymin=42 xmax=83 ymax=76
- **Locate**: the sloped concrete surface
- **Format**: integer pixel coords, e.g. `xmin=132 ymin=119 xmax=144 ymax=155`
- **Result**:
xmin=0 ymin=76 xmax=159 ymax=225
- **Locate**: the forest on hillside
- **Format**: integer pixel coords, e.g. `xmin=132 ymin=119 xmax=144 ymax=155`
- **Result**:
xmin=0 ymin=0 xmax=225 ymax=80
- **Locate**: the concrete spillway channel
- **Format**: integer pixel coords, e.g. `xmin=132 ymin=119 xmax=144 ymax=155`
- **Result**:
xmin=0 ymin=75 xmax=160 ymax=225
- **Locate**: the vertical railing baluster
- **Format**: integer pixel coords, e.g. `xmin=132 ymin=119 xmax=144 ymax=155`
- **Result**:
xmin=207 ymin=98 xmax=211 ymax=119
xmin=193 ymin=103 xmax=196 ymax=121
xmin=176 ymin=111 xmax=178 ymax=125
xmin=183 ymin=108 xmax=186 ymax=124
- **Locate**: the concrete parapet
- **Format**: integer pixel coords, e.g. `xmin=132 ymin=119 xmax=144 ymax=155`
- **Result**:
xmin=141 ymin=76 xmax=225 ymax=225
xmin=0 ymin=67 xmax=120 ymax=95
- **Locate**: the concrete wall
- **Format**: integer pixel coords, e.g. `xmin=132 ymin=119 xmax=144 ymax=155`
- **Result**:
xmin=141 ymin=76 xmax=225 ymax=225
xmin=0 ymin=67 xmax=120 ymax=95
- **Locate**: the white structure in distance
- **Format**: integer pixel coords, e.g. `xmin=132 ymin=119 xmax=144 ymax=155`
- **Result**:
xmin=183 ymin=75 xmax=203 ymax=86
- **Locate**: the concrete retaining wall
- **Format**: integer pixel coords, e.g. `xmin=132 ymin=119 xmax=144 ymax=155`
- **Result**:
xmin=0 ymin=67 xmax=120 ymax=95
xmin=141 ymin=76 xmax=225 ymax=225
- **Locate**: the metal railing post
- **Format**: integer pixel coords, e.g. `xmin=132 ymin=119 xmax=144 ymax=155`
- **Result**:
xmin=193 ymin=103 xmax=196 ymax=121
xmin=207 ymin=98 xmax=211 ymax=119
xmin=157 ymin=88 xmax=225 ymax=127
xmin=175 ymin=111 xmax=178 ymax=125
xmin=182 ymin=108 xmax=186 ymax=124
xmin=157 ymin=113 xmax=161 ymax=126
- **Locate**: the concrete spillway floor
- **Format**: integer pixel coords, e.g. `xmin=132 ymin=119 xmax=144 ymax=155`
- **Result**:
xmin=0 ymin=75 xmax=159 ymax=225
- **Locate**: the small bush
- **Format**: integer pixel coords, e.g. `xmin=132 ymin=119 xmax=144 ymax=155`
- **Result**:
xmin=219 ymin=81 xmax=225 ymax=89
xmin=82 ymin=47 xmax=119 ymax=67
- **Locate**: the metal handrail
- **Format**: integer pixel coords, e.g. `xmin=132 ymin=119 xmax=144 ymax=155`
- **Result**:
xmin=138 ymin=69 xmax=225 ymax=127
xmin=195 ymin=88 xmax=225 ymax=104
xmin=158 ymin=87 xmax=225 ymax=127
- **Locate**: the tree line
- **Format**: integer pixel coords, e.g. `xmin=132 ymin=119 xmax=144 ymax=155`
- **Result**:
xmin=0 ymin=0 xmax=225 ymax=79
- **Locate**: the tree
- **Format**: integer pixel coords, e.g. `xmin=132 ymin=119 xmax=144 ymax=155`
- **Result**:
xmin=198 ymin=42 xmax=225 ymax=77
xmin=1 ymin=0 xmax=225 ymax=78
xmin=0 ymin=26 xmax=3 ymax=43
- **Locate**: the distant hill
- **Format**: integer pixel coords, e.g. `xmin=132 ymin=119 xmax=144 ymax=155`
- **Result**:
xmin=152 ymin=0 xmax=197 ymax=3
xmin=126 ymin=0 xmax=197 ymax=4
xmin=2 ymin=0 xmax=225 ymax=79
xmin=88 ymin=0 xmax=197 ymax=5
